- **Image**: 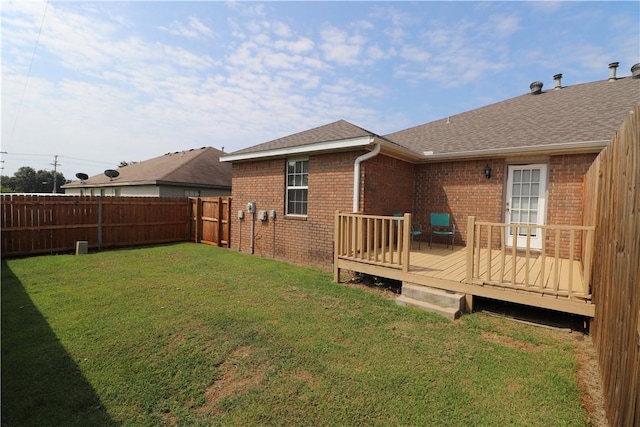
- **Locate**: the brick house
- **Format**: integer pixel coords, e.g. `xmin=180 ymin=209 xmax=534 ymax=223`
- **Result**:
xmin=63 ymin=147 xmax=231 ymax=197
xmin=221 ymin=69 xmax=640 ymax=275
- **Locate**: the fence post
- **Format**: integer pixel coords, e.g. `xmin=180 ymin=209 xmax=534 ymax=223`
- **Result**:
xmin=97 ymin=196 xmax=103 ymax=251
xmin=195 ymin=197 xmax=201 ymax=243
xmin=465 ymin=216 xmax=475 ymax=283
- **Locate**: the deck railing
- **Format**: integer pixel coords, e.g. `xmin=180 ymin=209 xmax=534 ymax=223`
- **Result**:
xmin=465 ymin=216 xmax=595 ymax=301
xmin=334 ymin=211 xmax=411 ymax=273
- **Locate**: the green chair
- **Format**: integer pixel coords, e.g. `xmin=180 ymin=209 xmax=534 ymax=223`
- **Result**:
xmin=394 ymin=213 xmax=424 ymax=249
xmin=429 ymin=213 xmax=456 ymax=250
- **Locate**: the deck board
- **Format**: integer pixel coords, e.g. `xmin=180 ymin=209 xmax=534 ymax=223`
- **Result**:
xmin=407 ymin=244 xmax=586 ymax=294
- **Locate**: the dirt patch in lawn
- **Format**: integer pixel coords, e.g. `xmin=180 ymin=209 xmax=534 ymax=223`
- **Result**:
xmin=198 ymin=346 xmax=267 ymax=415
xmin=480 ymin=330 xmax=543 ymax=353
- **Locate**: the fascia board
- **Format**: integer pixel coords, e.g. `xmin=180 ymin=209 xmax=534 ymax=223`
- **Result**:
xmin=419 ymin=140 xmax=609 ymax=162
xmin=220 ymin=136 xmax=375 ymax=162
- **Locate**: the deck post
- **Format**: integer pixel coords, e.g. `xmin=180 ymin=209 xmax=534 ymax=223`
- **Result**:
xmin=464 ymin=294 xmax=474 ymax=313
xmin=402 ymin=213 xmax=411 ymax=272
xmin=465 ymin=216 xmax=476 ymax=283
xmin=333 ymin=210 xmax=340 ymax=282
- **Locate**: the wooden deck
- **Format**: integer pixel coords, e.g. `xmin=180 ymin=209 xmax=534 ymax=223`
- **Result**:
xmin=334 ymin=212 xmax=595 ymax=317
xmin=338 ymin=243 xmax=594 ymax=317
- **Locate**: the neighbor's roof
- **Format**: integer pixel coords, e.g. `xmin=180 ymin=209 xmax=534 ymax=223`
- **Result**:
xmin=63 ymin=147 xmax=231 ymax=189
xmin=385 ymin=76 xmax=640 ymax=159
xmin=223 ymin=75 xmax=640 ymax=163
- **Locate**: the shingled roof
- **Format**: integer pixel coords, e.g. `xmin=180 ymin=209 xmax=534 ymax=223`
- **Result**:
xmin=224 ymin=75 xmax=640 ymax=162
xmin=385 ymin=76 xmax=640 ymax=157
xmin=229 ymin=119 xmax=379 ymax=156
xmin=63 ymin=147 xmax=231 ymax=189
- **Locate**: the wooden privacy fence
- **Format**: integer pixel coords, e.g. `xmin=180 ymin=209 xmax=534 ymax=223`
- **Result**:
xmin=1 ymin=195 xmax=232 ymax=257
xmin=334 ymin=211 xmax=412 ymax=279
xmin=586 ymin=103 xmax=639 ymax=427
xmin=189 ymin=197 xmax=231 ymax=248
xmin=466 ymin=217 xmax=594 ymax=302
xmin=1 ymin=195 xmax=191 ymax=256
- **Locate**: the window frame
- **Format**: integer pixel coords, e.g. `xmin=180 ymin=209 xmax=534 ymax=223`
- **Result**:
xmin=285 ymin=157 xmax=308 ymax=217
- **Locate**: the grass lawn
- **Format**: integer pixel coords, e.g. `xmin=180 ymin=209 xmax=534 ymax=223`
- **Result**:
xmin=2 ymin=243 xmax=590 ymax=426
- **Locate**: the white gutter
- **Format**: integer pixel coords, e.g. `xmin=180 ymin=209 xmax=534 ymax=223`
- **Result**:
xmin=353 ymin=142 xmax=381 ymax=212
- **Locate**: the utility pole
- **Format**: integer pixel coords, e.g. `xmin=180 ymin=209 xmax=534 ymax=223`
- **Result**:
xmin=50 ymin=154 xmax=60 ymax=194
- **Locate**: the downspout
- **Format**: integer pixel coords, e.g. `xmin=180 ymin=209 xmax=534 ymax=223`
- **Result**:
xmin=352 ymin=141 xmax=381 ymax=212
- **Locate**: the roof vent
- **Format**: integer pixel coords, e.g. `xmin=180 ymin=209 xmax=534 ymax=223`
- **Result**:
xmin=553 ymin=74 xmax=563 ymax=90
xmin=608 ymin=62 xmax=619 ymax=81
xmin=529 ymin=81 xmax=543 ymax=95
xmin=632 ymin=63 xmax=640 ymax=78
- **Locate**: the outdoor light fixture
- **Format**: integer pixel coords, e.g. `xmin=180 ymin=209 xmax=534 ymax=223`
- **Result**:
xmin=483 ymin=164 xmax=492 ymax=179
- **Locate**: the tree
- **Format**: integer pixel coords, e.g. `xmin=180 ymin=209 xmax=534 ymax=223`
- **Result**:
xmin=2 ymin=166 xmax=66 ymax=193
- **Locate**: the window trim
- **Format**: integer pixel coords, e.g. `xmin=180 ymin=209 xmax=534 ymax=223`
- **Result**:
xmin=285 ymin=157 xmax=308 ymax=217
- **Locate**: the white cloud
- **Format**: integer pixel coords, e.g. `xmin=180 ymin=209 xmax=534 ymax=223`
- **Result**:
xmin=320 ymin=24 xmax=365 ymax=66
xmin=158 ymin=16 xmax=214 ymax=39
xmin=400 ymin=45 xmax=431 ymax=63
xmin=481 ymin=14 xmax=521 ymax=38
xmin=272 ymin=21 xmax=292 ymax=38
xmin=274 ymin=37 xmax=315 ymax=54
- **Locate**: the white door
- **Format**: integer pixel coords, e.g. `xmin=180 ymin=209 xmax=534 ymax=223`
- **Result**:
xmin=505 ymin=164 xmax=547 ymax=250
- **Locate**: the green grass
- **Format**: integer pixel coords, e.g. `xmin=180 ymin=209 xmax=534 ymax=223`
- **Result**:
xmin=2 ymin=243 xmax=588 ymax=426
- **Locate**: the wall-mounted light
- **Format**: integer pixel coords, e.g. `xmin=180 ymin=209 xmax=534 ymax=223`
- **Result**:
xmin=483 ymin=164 xmax=492 ymax=179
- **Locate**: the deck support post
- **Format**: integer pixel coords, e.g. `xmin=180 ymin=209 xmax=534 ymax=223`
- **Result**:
xmin=465 ymin=216 xmax=476 ymax=283
xmin=402 ymin=213 xmax=411 ymax=272
xmin=464 ymin=294 xmax=474 ymax=313
xmin=333 ymin=210 xmax=340 ymax=282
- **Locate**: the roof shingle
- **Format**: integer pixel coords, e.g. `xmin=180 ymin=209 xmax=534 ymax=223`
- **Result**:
xmin=63 ymin=147 xmax=231 ymax=188
xmin=229 ymin=119 xmax=379 ymax=156
xmin=385 ymin=77 xmax=640 ymax=155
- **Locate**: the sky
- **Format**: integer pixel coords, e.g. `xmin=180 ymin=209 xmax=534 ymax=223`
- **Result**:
xmin=1 ymin=1 xmax=638 ymax=181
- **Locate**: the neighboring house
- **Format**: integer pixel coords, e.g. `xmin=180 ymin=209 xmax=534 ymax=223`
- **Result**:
xmin=63 ymin=147 xmax=231 ymax=197
xmin=221 ymin=65 xmax=640 ymax=273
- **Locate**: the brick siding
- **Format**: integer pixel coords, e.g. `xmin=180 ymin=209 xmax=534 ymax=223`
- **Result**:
xmin=362 ymin=155 xmax=415 ymax=215
xmin=230 ymin=152 xmax=359 ymax=270
xmin=231 ymin=152 xmax=597 ymax=269
xmin=414 ymin=159 xmax=505 ymax=246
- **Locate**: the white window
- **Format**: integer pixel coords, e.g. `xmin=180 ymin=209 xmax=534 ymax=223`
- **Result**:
xmin=286 ymin=158 xmax=308 ymax=216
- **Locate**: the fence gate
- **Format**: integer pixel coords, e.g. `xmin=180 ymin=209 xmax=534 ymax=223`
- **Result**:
xmin=191 ymin=197 xmax=231 ymax=248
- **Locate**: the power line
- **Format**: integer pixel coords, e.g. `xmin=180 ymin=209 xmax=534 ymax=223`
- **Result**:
xmin=9 ymin=0 xmax=49 ymax=143
xmin=2 ymin=152 xmax=114 ymax=166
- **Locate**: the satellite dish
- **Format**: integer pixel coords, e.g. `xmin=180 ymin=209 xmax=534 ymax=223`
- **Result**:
xmin=104 ymin=169 xmax=120 ymax=181
xmin=76 ymin=172 xmax=89 ymax=181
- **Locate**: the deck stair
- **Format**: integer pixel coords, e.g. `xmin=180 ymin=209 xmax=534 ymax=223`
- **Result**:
xmin=396 ymin=282 xmax=465 ymax=320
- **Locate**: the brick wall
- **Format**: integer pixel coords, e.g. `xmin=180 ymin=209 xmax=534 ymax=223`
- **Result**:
xmin=546 ymin=153 xmax=598 ymax=258
xmin=362 ymin=155 xmax=415 ymax=215
xmin=230 ymin=151 xmax=360 ymax=270
xmin=413 ymin=154 xmax=597 ymax=253
xmin=414 ymin=159 xmax=505 ymax=246
xmin=231 ymin=152 xmax=597 ymax=269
